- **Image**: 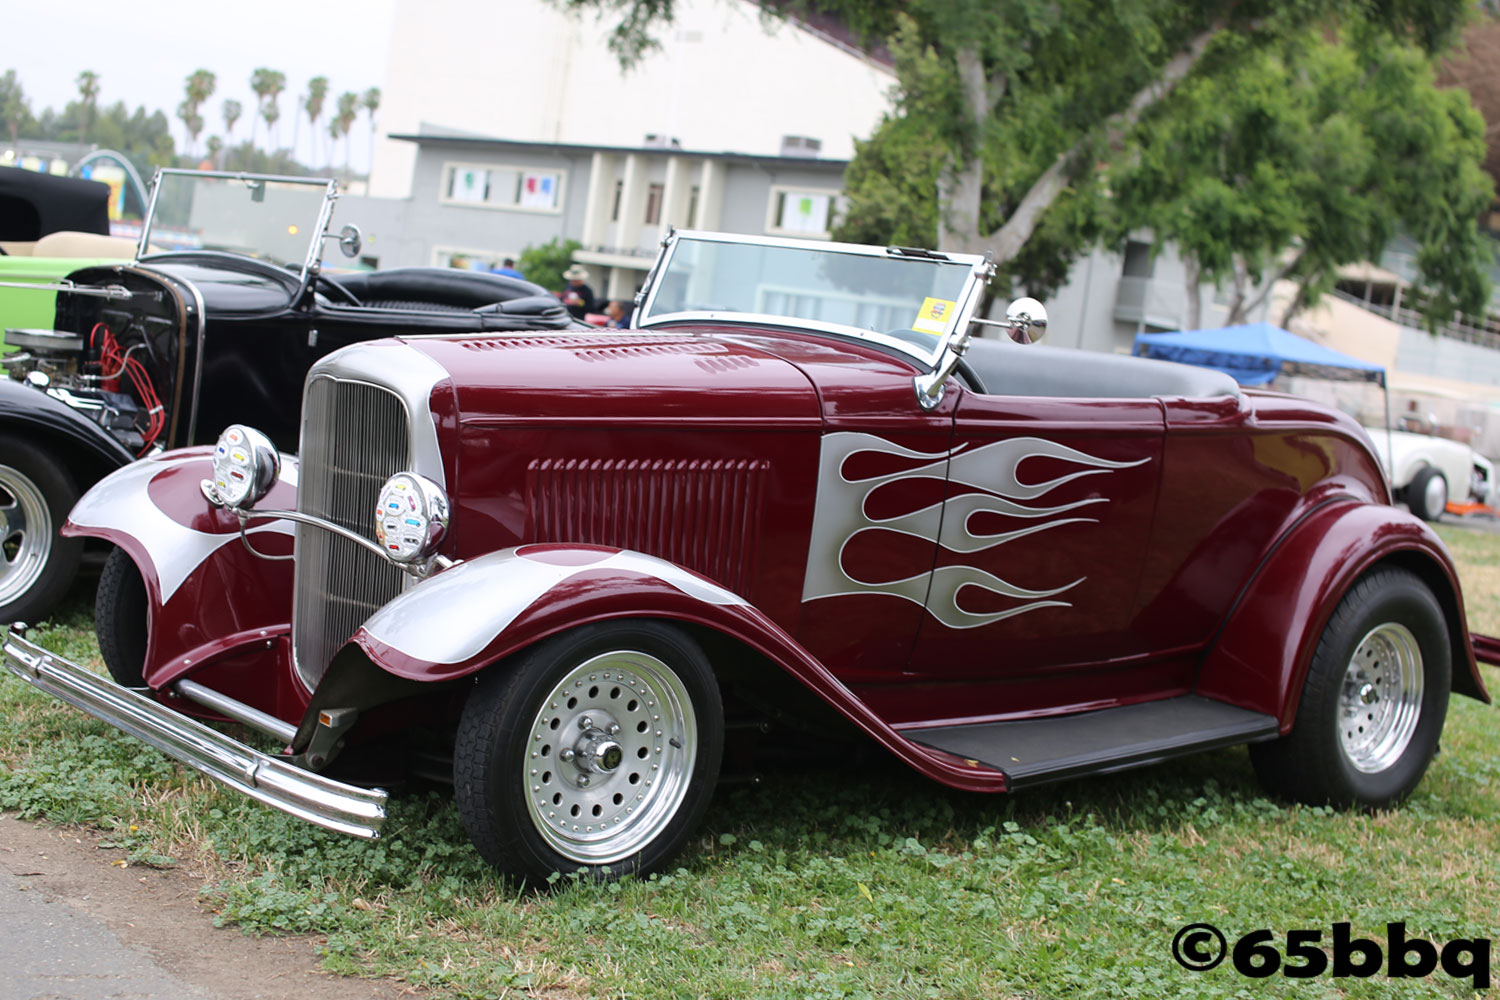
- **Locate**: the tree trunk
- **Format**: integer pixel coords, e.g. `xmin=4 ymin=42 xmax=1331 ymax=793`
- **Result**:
xmin=1183 ymin=256 xmax=1202 ymax=331
xmin=979 ymin=22 xmax=1228 ymax=267
xmin=1225 ymin=256 xmax=1251 ymax=325
xmin=937 ymin=44 xmax=991 ymax=252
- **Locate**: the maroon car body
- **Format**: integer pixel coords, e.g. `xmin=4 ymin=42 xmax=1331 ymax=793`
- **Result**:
xmin=4 ymin=230 xmax=1494 ymax=883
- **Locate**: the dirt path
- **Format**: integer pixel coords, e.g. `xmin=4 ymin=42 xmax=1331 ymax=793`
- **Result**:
xmin=0 ymin=813 xmax=413 ymax=1000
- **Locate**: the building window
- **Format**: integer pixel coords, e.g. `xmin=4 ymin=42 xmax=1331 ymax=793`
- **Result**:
xmin=686 ymin=185 xmax=700 ymax=229
xmin=765 ymin=186 xmax=838 ymax=237
xmin=610 ymin=179 xmax=623 ymax=222
xmin=644 ymin=183 xmax=664 ymax=225
xmin=440 ymin=162 xmax=564 ymax=212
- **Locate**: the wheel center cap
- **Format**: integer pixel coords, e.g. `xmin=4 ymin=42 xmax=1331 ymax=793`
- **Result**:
xmin=573 ymin=732 xmax=624 ymax=773
xmin=1358 ymin=682 xmax=1378 ymax=705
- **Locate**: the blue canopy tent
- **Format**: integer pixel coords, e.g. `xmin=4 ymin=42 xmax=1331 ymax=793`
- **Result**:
xmin=1133 ymin=321 xmax=1393 ymax=473
xmin=1132 ymin=322 xmax=1386 ymax=388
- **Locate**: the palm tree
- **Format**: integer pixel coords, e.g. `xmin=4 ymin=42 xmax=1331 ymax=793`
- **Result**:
xmin=75 ymin=70 xmax=100 ymax=144
xmin=361 ymin=87 xmax=380 ymax=182
xmin=335 ymin=91 xmax=359 ymax=178
xmin=248 ymin=68 xmax=283 ymax=149
xmin=181 ymin=69 xmax=215 ymax=157
xmin=263 ymin=70 xmax=287 ymax=149
xmin=304 ymin=76 xmax=329 ymax=167
xmin=206 ymin=134 xmax=224 ymax=168
xmin=222 ymin=98 xmax=242 ymax=147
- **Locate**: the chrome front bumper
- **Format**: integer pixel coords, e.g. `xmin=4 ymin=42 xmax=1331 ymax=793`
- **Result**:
xmin=2 ymin=631 xmax=387 ymax=839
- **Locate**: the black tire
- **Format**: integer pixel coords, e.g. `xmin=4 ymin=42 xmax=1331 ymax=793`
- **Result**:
xmin=1250 ymin=567 xmax=1449 ymax=808
xmin=1406 ymin=466 xmax=1447 ymax=522
xmin=96 ymin=546 xmax=149 ymax=687
xmin=0 ymin=434 xmax=83 ymax=625
xmin=454 ymin=620 xmax=723 ymax=885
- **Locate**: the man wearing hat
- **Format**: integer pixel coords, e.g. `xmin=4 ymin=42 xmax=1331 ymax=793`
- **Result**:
xmin=560 ymin=264 xmax=597 ymax=320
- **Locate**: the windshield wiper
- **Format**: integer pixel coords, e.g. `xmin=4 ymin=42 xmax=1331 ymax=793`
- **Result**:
xmin=886 ymin=246 xmax=952 ymax=261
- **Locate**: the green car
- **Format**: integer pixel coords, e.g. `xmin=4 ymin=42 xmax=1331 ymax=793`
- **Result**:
xmin=0 ymin=167 xmax=135 ymax=347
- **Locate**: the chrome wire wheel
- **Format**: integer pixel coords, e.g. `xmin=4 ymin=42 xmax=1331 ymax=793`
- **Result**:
xmin=0 ymin=463 xmax=53 ymax=606
xmin=1338 ymin=622 xmax=1424 ymax=774
xmin=523 ymin=649 xmax=697 ymax=865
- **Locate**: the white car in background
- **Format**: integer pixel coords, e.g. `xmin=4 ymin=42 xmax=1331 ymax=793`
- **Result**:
xmin=1364 ymin=424 xmax=1496 ymax=521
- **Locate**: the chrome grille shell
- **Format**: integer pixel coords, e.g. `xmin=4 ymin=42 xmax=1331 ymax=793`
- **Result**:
xmin=291 ymin=342 xmax=450 ymax=691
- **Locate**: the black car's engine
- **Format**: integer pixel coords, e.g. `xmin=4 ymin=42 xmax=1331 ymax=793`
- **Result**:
xmin=2 ymin=327 xmax=156 ymax=454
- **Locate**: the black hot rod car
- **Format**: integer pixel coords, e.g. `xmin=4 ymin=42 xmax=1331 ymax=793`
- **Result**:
xmin=0 ymin=168 xmax=575 ymax=624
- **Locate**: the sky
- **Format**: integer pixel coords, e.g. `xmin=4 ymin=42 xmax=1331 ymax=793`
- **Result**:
xmin=7 ymin=0 xmax=397 ymax=171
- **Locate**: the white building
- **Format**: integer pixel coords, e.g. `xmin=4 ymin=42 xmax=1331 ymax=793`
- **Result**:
xmin=372 ymin=0 xmax=895 ymax=200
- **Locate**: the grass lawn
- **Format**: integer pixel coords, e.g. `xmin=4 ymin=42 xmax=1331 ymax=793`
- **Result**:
xmin=3 ymin=524 xmax=1499 ymax=999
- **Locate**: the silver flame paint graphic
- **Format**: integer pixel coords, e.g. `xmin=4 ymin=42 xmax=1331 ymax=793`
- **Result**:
xmin=801 ymin=432 xmax=1149 ymax=629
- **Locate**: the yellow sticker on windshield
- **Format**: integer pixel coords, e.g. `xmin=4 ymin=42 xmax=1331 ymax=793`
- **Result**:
xmin=912 ymin=297 xmax=957 ymax=336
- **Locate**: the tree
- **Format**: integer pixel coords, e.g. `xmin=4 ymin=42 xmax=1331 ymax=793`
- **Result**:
xmin=520 ymin=237 xmax=584 ymax=293
xmin=304 ymin=76 xmax=329 ymax=166
xmin=178 ymin=69 xmax=214 ymax=157
xmin=75 ymin=70 xmax=100 ymax=144
xmin=1110 ymin=28 xmax=1492 ymax=330
xmin=249 ymin=67 xmax=285 ymax=149
xmin=0 ymin=70 xmax=29 ymax=149
xmin=334 ymin=90 xmax=359 ymax=175
xmin=206 ymin=134 xmax=224 ymax=168
xmin=222 ymin=98 xmax=242 ymax=146
xmin=361 ymin=87 xmax=381 ymax=182
xmin=557 ymin=0 xmax=1474 ymax=299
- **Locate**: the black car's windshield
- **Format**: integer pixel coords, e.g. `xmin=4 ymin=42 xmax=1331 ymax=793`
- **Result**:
xmin=138 ymin=170 xmax=333 ymax=270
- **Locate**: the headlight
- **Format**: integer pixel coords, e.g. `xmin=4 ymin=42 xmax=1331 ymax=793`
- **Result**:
xmin=208 ymin=424 xmax=279 ymax=509
xmin=374 ymin=472 xmax=449 ymax=564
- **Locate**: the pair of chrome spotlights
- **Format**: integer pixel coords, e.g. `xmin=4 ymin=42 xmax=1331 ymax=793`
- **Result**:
xmin=203 ymin=423 xmax=449 ymax=567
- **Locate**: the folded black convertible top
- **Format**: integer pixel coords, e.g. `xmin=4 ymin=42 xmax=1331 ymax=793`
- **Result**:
xmin=0 ymin=166 xmax=110 ymax=241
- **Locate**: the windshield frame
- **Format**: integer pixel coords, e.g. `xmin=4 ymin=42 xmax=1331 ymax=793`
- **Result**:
xmin=136 ymin=168 xmax=340 ymax=294
xmin=634 ymin=230 xmax=991 ymax=368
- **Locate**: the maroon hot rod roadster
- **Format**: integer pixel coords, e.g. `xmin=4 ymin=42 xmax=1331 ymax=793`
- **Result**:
xmin=5 ymin=230 xmax=1497 ymax=883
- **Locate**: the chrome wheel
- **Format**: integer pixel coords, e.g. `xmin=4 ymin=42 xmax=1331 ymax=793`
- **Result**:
xmin=523 ymin=649 xmax=697 ymax=864
xmin=0 ymin=463 xmax=53 ymax=606
xmin=1338 ymin=622 xmax=1424 ymax=773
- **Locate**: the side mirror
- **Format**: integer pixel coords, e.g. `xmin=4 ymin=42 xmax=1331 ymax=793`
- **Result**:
xmin=337 ymin=224 xmax=362 ymax=259
xmin=1004 ymin=297 xmax=1048 ymax=344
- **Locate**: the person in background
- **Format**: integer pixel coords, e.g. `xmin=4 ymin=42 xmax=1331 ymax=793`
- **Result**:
xmin=604 ymin=299 xmax=632 ymax=328
xmin=560 ymin=264 xmax=596 ymax=320
xmin=491 ymin=257 xmax=524 ymax=280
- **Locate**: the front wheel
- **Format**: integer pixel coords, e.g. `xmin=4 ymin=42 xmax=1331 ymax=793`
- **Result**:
xmin=1406 ymin=466 xmax=1447 ymax=521
xmin=1250 ymin=567 xmax=1449 ymax=808
xmin=454 ymin=621 xmax=723 ymax=884
xmin=0 ymin=436 xmax=83 ymax=625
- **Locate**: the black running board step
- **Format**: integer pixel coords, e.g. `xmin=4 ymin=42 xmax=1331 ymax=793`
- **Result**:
xmin=907 ymin=696 xmax=1279 ymax=788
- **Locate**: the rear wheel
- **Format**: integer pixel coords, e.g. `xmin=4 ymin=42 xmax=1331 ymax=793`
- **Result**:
xmin=0 ymin=436 xmax=82 ymax=625
xmin=454 ymin=621 xmax=722 ymax=884
xmin=1250 ymin=567 xmax=1449 ymax=808
xmin=96 ymin=547 xmax=149 ymax=687
xmin=1406 ymin=466 xmax=1447 ymax=521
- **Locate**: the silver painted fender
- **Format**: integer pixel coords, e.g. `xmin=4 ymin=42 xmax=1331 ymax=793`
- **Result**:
xmin=349 ymin=543 xmax=1010 ymax=792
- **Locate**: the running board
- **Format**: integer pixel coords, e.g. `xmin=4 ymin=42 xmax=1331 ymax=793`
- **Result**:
xmin=906 ymin=696 xmax=1279 ymax=788
xmin=2 ymin=630 xmax=387 ymax=839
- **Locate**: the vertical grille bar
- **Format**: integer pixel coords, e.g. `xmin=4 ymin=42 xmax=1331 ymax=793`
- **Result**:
xmin=292 ymin=376 xmax=410 ymax=689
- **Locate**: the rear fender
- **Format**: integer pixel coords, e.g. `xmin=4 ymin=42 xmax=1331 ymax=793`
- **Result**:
xmin=1195 ymin=499 xmax=1488 ymax=729
xmin=351 ymin=544 xmax=1007 ymax=791
xmin=60 ymin=448 xmax=297 ymax=686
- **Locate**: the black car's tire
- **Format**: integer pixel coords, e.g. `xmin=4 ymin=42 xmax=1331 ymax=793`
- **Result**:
xmin=0 ymin=435 xmax=83 ymax=626
xmin=96 ymin=547 xmax=149 ymax=687
xmin=1406 ymin=466 xmax=1447 ymax=522
xmin=1250 ymin=567 xmax=1449 ymax=809
xmin=454 ymin=620 xmax=723 ymax=885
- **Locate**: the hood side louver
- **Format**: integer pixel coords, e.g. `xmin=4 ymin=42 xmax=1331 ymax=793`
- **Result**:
xmin=526 ymin=458 xmax=768 ymax=597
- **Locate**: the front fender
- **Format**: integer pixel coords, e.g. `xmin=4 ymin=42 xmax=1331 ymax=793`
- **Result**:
xmin=61 ymin=448 xmax=297 ymax=686
xmin=351 ymin=544 xmax=1007 ymax=792
xmin=1195 ymin=499 xmax=1488 ymax=729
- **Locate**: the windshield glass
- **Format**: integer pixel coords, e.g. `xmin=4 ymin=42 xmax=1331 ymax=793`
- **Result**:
xmin=138 ymin=171 xmax=332 ymax=270
xmin=637 ymin=234 xmax=981 ymax=362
